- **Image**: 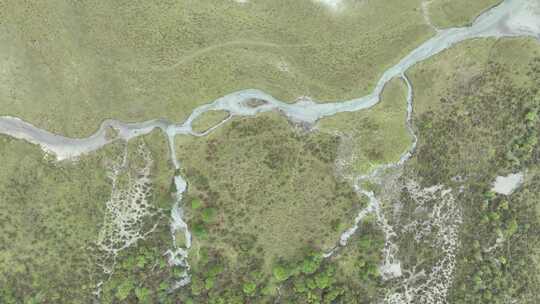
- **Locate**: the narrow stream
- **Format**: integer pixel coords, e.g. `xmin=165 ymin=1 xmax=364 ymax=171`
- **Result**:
xmin=0 ymin=0 xmax=539 ymax=291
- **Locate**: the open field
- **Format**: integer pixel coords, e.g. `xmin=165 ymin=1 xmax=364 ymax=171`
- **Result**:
xmin=0 ymin=0 xmax=432 ymax=137
xmin=317 ymin=77 xmax=412 ymax=176
xmin=0 ymin=131 xmax=177 ymax=303
xmin=427 ymin=0 xmax=502 ymax=28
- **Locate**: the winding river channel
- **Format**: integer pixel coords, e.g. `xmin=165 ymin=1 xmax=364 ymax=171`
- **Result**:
xmin=1 ymin=0 xmax=539 ymax=288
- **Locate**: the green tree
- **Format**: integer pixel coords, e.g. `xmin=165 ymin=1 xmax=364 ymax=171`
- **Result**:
xmin=294 ymin=277 xmax=308 ymax=293
xmin=193 ymin=222 xmax=208 ymax=239
xmin=191 ymin=198 xmax=203 ymax=210
xmin=505 ymin=218 xmax=518 ymax=238
xmin=273 ymin=264 xmax=291 ymax=282
xmin=205 ymin=277 xmax=215 ymax=290
xmin=191 ymin=277 xmax=205 ymax=296
xmin=115 ymin=280 xmax=134 ymax=301
xmin=202 ymin=208 xmax=217 ymax=223
xmin=302 ymin=255 xmax=322 ymax=275
xmin=134 ymin=287 xmax=150 ymax=303
xmin=242 ymin=282 xmax=257 ymax=296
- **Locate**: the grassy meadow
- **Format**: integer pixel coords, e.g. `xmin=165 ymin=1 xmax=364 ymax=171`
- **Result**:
xmin=427 ymin=0 xmax=502 ymax=28
xmin=0 ymin=0 xmax=433 ymax=137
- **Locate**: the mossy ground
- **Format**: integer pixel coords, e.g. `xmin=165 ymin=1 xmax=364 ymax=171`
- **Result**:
xmin=0 ymin=0 xmax=432 ymax=137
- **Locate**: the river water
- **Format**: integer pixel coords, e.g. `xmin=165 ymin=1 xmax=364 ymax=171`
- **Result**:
xmin=0 ymin=0 xmax=539 ymax=289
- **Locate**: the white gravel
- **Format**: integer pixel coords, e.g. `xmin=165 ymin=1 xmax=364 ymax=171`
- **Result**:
xmin=492 ymin=172 xmax=523 ymax=195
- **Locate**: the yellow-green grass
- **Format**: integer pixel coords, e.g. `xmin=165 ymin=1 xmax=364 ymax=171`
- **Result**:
xmin=176 ymin=113 xmax=364 ymax=274
xmin=409 ymin=37 xmax=540 ymax=116
xmin=407 ymin=37 xmax=540 ymax=186
xmin=0 ymin=136 xmax=113 ymax=303
xmin=0 ymin=131 xmax=174 ymax=303
xmin=428 ymin=0 xmax=502 ymax=28
xmin=317 ymin=77 xmax=412 ymax=176
xmin=0 ymin=0 xmax=433 ymax=137
xmin=191 ymin=110 xmax=230 ymax=134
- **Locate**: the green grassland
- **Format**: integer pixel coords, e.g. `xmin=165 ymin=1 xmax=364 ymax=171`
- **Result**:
xmin=191 ymin=110 xmax=230 ymax=134
xmin=0 ymin=136 xmax=114 ymax=303
xmin=410 ymin=38 xmax=540 ymax=117
xmin=317 ymin=77 xmax=412 ymax=176
xmin=403 ymin=37 xmax=540 ymax=303
xmin=0 ymin=131 xmax=177 ymax=303
xmin=428 ymin=0 xmax=502 ymax=28
xmin=408 ymin=37 xmax=540 ymax=187
xmin=174 ymin=112 xmax=366 ymax=302
xmin=0 ymin=0 xmax=432 ymax=137
xmin=3 ymin=1 xmax=540 ymax=303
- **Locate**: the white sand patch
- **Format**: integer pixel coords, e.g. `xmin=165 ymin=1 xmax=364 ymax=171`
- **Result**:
xmin=421 ymin=0 xmax=438 ymax=31
xmin=314 ymin=0 xmax=343 ymax=10
xmin=386 ymin=182 xmax=462 ymax=304
xmin=276 ymin=61 xmax=290 ymax=72
xmin=96 ymin=142 xmax=161 ymax=274
xmin=380 ymin=262 xmax=403 ymax=278
xmin=492 ymin=172 xmax=523 ymax=195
